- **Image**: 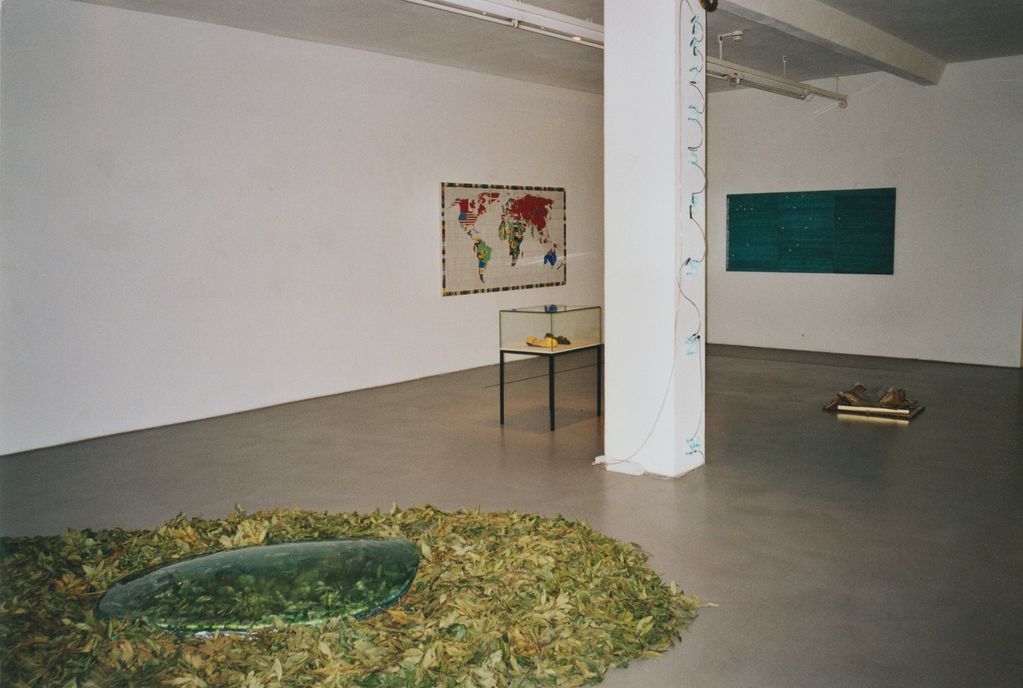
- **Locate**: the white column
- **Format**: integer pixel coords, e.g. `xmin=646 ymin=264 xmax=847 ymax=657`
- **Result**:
xmin=600 ymin=0 xmax=706 ymax=477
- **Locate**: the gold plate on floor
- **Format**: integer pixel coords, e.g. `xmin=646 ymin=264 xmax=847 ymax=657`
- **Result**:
xmin=823 ymin=400 xmax=925 ymax=420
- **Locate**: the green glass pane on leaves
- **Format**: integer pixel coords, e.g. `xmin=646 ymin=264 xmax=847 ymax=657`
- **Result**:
xmin=97 ymin=538 xmax=419 ymax=633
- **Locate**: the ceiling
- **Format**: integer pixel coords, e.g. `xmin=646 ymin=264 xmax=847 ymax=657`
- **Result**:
xmin=74 ymin=0 xmax=1023 ymax=95
xmin=815 ymin=0 xmax=1023 ymax=63
xmin=74 ymin=0 xmax=605 ymax=92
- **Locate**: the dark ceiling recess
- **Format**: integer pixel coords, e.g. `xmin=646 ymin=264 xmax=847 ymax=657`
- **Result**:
xmin=700 ymin=0 xmax=718 ymax=11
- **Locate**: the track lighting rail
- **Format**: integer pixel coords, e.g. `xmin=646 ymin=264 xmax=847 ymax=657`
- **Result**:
xmin=400 ymin=0 xmax=849 ymax=107
xmin=708 ymin=56 xmax=848 ymax=107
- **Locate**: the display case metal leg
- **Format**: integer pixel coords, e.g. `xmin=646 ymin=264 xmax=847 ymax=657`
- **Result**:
xmin=548 ymin=356 xmax=556 ymax=431
xmin=499 ymin=350 xmax=505 ymax=425
xmin=597 ymin=344 xmax=603 ymax=417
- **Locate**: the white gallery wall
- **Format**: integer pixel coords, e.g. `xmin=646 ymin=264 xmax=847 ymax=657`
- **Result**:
xmin=0 ymin=0 xmax=604 ymax=454
xmin=706 ymin=56 xmax=1023 ymax=368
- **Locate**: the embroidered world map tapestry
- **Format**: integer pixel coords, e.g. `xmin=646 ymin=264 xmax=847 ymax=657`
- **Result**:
xmin=441 ymin=182 xmax=566 ymax=296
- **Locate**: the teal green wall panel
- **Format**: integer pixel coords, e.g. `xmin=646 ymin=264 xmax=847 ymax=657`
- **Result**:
xmin=727 ymin=188 xmax=895 ymax=274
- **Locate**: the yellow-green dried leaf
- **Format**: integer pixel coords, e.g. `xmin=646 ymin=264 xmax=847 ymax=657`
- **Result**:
xmin=0 ymin=507 xmax=700 ymax=687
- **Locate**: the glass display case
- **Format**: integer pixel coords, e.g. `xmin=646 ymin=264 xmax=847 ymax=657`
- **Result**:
xmin=499 ymin=305 xmax=602 ymax=353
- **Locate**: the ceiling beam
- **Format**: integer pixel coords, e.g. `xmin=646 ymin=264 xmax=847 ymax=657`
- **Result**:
xmin=718 ymin=0 xmax=946 ymax=85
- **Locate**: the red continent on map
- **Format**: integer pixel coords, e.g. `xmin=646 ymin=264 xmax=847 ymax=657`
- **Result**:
xmin=506 ymin=195 xmax=554 ymax=230
xmin=453 ymin=193 xmax=500 ymax=217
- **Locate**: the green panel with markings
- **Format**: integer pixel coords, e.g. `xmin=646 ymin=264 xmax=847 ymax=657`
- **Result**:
xmin=727 ymin=188 xmax=895 ymax=274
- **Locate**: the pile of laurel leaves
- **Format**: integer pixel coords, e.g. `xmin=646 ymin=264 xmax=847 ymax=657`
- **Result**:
xmin=0 ymin=506 xmax=699 ymax=687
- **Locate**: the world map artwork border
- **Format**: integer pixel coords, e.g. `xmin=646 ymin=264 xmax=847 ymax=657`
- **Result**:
xmin=441 ymin=181 xmax=567 ymax=297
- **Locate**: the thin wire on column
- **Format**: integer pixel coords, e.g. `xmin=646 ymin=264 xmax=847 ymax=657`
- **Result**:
xmin=679 ymin=0 xmax=708 ymax=461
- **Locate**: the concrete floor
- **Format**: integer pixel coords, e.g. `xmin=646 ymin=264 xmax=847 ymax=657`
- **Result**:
xmin=1 ymin=345 xmax=1021 ymax=687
